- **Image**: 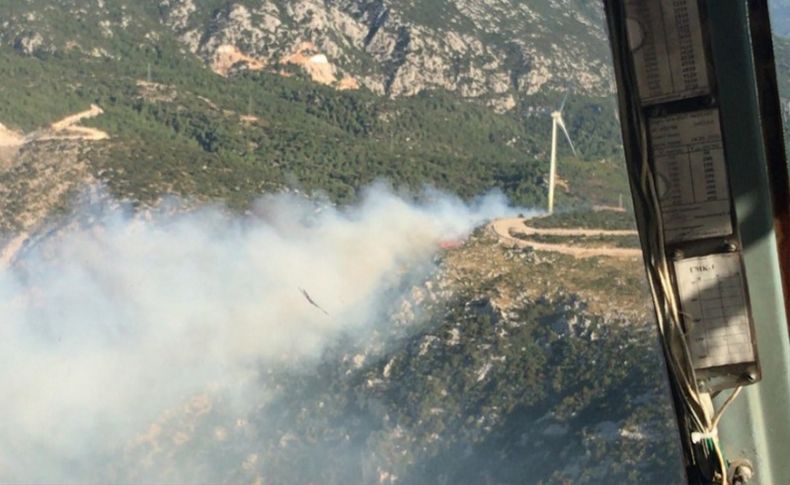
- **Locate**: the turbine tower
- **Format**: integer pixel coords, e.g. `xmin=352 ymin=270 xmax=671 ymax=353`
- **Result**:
xmin=547 ymin=93 xmax=577 ymax=214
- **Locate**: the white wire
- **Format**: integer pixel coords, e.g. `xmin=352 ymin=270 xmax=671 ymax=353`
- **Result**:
xmin=635 ymin=117 xmax=709 ymax=430
xmin=711 ymin=386 xmax=743 ymax=433
xmin=604 ymin=4 xmax=732 ymax=479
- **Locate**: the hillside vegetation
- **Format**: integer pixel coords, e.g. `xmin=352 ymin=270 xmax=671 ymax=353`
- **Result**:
xmin=0 ymin=2 xmax=714 ymax=483
xmin=0 ymin=0 xmax=634 ymax=218
xmin=114 ymin=231 xmax=683 ymax=484
xmin=0 ymin=46 xmax=625 ymax=212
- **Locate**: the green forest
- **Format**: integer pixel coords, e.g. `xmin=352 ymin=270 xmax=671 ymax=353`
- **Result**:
xmin=0 ymin=34 xmax=627 ymax=210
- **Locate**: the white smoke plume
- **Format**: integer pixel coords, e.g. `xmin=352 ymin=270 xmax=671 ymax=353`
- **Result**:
xmin=0 ymin=183 xmax=531 ymax=483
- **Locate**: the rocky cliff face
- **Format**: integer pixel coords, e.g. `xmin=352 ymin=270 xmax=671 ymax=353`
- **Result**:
xmin=161 ymin=0 xmax=614 ymax=107
xmin=1 ymin=0 xmax=614 ymax=112
xmin=5 ymin=1 xmax=789 ymax=114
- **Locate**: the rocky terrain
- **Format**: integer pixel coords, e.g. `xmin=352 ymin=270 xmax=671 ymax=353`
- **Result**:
xmin=0 ymin=2 xmax=787 ymax=483
xmin=4 ymin=1 xmax=785 ymax=112
xmin=93 ymin=225 xmax=684 ymax=484
xmin=0 ymin=2 xmax=785 ymax=232
xmin=2 ymin=0 xmax=613 ymax=110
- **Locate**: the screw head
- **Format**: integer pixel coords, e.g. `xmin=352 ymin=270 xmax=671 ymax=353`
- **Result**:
xmin=732 ymin=460 xmax=754 ymax=484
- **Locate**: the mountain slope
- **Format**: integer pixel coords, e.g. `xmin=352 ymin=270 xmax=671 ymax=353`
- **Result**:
xmin=0 ymin=3 xmax=730 ymax=483
xmin=0 ymin=1 xmax=629 ymax=236
xmin=1 ymin=0 xmax=786 ymax=228
xmin=50 ymin=225 xmax=685 ymax=484
xmin=1 ymin=0 xmax=614 ymax=107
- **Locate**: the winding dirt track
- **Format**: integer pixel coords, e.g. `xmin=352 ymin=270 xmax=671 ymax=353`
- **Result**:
xmin=38 ymin=104 xmax=109 ymax=141
xmin=0 ymin=106 xmax=109 ymax=269
xmin=489 ymin=217 xmax=642 ymax=259
xmin=0 ymin=123 xmax=24 ymax=148
xmin=1 ymin=104 xmax=109 ymax=148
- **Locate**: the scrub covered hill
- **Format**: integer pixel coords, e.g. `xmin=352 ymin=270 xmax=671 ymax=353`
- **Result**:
xmin=3 ymin=0 xmax=786 ymax=220
xmin=0 ymin=44 xmax=625 ymax=212
xmin=0 ymin=2 xmax=694 ymax=483
xmin=0 ymin=0 xmax=628 ymax=221
xmin=107 ymin=228 xmax=685 ymax=484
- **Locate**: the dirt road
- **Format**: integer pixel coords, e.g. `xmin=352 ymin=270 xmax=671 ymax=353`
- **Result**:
xmin=40 ymin=104 xmax=109 ymax=141
xmin=0 ymin=106 xmax=109 ymax=268
xmin=0 ymin=104 xmax=109 ymax=150
xmin=0 ymin=123 xmax=24 ymax=148
xmin=489 ymin=217 xmax=642 ymax=259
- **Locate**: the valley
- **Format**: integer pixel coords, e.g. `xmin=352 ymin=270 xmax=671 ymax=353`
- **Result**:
xmin=0 ymin=1 xmax=788 ymax=483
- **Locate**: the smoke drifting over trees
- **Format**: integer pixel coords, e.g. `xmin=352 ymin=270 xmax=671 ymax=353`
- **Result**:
xmin=0 ymin=184 xmax=526 ymax=483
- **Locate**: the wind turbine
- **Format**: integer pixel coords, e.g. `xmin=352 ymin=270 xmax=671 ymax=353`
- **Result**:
xmin=547 ymin=92 xmax=577 ymax=214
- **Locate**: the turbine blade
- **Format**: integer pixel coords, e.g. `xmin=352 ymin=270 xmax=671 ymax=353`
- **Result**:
xmin=559 ymin=91 xmax=569 ymax=111
xmin=557 ymin=116 xmax=577 ymax=156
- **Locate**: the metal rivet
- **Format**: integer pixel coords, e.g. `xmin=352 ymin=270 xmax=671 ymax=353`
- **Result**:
xmin=731 ymin=459 xmax=754 ymax=484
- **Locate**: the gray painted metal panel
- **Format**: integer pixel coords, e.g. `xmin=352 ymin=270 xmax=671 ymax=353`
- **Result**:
xmin=706 ymin=2 xmax=790 ymax=483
